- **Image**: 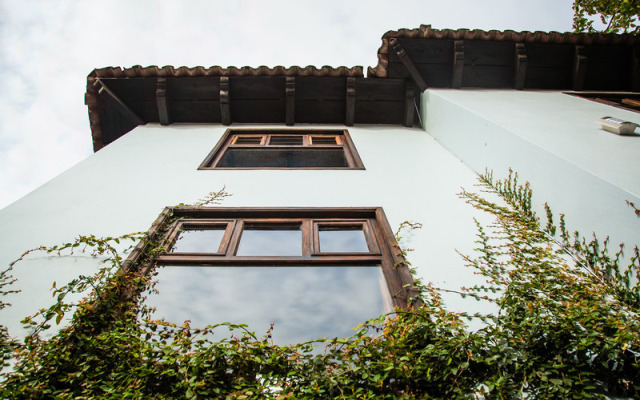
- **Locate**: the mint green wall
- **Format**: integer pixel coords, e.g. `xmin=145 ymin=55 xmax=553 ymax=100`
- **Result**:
xmin=0 ymin=124 xmax=490 ymax=338
xmin=423 ymin=89 xmax=640 ymax=261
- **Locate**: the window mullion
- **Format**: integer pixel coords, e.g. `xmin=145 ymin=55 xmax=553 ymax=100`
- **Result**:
xmin=226 ymin=220 xmax=244 ymax=256
xmin=301 ymin=219 xmax=313 ymax=256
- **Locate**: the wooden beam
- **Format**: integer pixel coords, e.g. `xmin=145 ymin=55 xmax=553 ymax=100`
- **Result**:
xmin=572 ymin=45 xmax=587 ymax=91
xmin=403 ymin=81 xmax=415 ymax=127
xmin=345 ymin=77 xmax=355 ymax=126
xmin=94 ymin=79 xmax=144 ymax=125
xmin=285 ymin=76 xmax=295 ymax=126
xmin=156 ymin=77 xmax=170 ymax=125
xmin=514 ymin=43 xmax=528 ymax=90
xmin=452 ymin=40 xmax=464 ymax=88
xmin=632 ymin=46 xmax=640 ymax=92
xmin=220 ymin=77 xmax=231 ymax=125
xmin=389 ymin=38 xmax=428 ymax=92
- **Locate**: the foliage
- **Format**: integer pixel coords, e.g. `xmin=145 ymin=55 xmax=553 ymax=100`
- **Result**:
xmin=1 ymin=172 xmax=639 ymax=398
xmin=573 ymin=0 xmax=640 ymax=34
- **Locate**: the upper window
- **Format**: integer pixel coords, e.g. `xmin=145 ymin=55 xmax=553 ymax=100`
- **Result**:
xmin=567 ymin=92 xmax=640 ymax=113
xmin=198 ymin=129 xmax=365 ymax=169
xmin=143 ymin=207 xmax=417 ymax=345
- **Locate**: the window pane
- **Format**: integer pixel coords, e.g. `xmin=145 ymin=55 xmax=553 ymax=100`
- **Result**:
xmin=234 ymin=135 xmax=263 ymax=145
xmin=269 ymin=135 xmax=303 ymax=145
xmin=319 ymin=228 xmax=369 ymax=252
xmin=218 ymin=148 xmax=348 ymax=168
xmin=310 ymin=136 xmax=338 ymax=145
xmin=145 ymin=266 xmax=393 ymax=345
xmin=172 ymin=229 xmax=225 ymax=253
xmin=237 ymin=227 xmax=301 ymax=256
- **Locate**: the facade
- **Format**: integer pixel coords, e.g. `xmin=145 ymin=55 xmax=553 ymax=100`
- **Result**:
xmin=1 ymin=26 xmax=639 ymax=344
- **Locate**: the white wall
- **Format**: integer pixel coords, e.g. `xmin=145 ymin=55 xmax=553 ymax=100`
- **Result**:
xmin=0 ymin=124 xmax=492 ymax=339
xmin=423 ymin=89 xmax=640 ymax=257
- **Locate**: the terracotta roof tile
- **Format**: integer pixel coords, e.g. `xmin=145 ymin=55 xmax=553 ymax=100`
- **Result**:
xmin=90 ymin=65 xmax=364 ymax=79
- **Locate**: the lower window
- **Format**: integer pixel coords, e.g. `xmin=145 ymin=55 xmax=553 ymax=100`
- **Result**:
xmin=143 ymin=207 xmax=417 ymax=345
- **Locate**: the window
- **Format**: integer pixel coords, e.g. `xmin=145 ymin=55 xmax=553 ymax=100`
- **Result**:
xmin=143 ymin=207 xmax=417 ymax=345
xmin=567 ymin=92 xmax=640 ymax=113
xmin=198 ymin=129 xmax=365 ymax=169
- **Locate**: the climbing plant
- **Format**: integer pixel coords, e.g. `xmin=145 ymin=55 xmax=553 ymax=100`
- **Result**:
xmin=0 ymin=171 xmax=638 ymax=399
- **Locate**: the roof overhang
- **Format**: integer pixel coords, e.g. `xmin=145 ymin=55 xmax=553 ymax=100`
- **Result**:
xmin=85 ymin=66 xmax=419 ymax=152
xmin=86 ymin=25 xmax=640 ymax=152
xmin=369 ymin=24 xmax=640 ymax=90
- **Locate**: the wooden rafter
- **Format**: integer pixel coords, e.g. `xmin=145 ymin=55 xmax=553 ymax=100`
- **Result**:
xmin=156 ymin=77 xmax=170 ymax=125
xmin=345 ymin=77 xmax=355 ymax=126
xmin=94 ymin=79 xmax=143 ymax=125
xmin=220 ymin=77 xmax=231 ymax=125
xmin=573 ymin=45 xmax=587 ymax=91
xmin=286 ymin=77 xmax=295 ymax=126
xmin=403 ymin=81 xmax=415 ymax=127
xmin=452 ymin=41 xmax=464 ymax=89
xmin=389 ymin=38 xmax=427 ymax=91
xmin=514 ymin=43 xmax=527 ymax=90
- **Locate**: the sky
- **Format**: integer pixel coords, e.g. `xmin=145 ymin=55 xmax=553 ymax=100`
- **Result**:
xmin=0 ymin=0 xmax=575 ymax=210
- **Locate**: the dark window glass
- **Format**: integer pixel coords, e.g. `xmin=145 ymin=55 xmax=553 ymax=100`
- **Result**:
xmin=218 ymin=148 xmax=347 ymax=168
xmin=234 ymin=136 xmax=263 ymax=145
xmin=310 ymin=135 xmax=339 ymax=145
xmin=269 ymin=135 xmax=304 ymax=146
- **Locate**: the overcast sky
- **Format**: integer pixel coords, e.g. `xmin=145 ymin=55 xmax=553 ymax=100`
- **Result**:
xmin=0 ymin=0 xmax=574 ymax=210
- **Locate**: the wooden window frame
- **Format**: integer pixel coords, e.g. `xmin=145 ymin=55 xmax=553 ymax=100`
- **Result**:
xmin=566 ymin=92 xmax=640 ymax=114
xmin=198 ymin=129 xmax=365 ymax=170
xmin=312 ymin=220 xmax=380 ymax=255
xmin=145 ymin=207 xmax=418 ymax=309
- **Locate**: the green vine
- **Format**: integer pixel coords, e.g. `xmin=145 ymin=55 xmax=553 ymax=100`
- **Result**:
xmin=1 ymin=171 xmax=638 ymax=398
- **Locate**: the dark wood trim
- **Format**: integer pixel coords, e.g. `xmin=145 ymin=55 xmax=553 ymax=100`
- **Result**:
xmin=362 ymin=219 xmax=381 ymax=254
xmin=94 ymin=79 xmax=144 ymax=125
xmin=346 ymin=77 xmax=355 ymax=126
xmin=302 ymin=219 xmax=313 ymax=257
xmin=198 ymin=128 xmax=365 ymax=170
xmin=389 ymin=38 xmax=428 ymax=92
xmin=171 ymin=206 xmax=379 ymax=219
xmin=220 ymin=77 xmax=231 ymax=125
xmin=565 ymin=91 xmax=640 ymax=114
xmin=403 ymin=81 xmax=415 ymax=127
xmin=452 ymin=40 xmax=464 ymax=89
xmin=573 ymin=45 xmax=587 ymax=91
xmin=340 ymin=129 xmax=364 ymax=169
xmin=198 ymin=129 xmax=233 ymax=169
xmin=286 ymin=76 xmax=295 ymax=126
xmin=156 ymin=77 xmax=170 ymax=125
xmin=622 ymin=98 xmax=640 ymax=108
xmin=155 ymin=255 xmax=383 ymax=266
xmin=514 ymin=43 xmax=527 ymax=90
xmin=375 ymin=208 xmax=423 ymax=308
xmin=122 ymin=207 xmax=173 ymax=273
xmin=226 ymin=219 xmax=244 ymax=256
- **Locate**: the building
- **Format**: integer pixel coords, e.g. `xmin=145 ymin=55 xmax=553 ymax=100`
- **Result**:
xmin=1 ymin=25 xmax=639 ymax=344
